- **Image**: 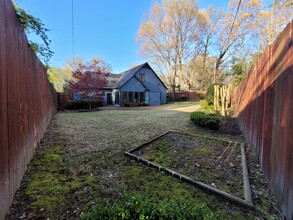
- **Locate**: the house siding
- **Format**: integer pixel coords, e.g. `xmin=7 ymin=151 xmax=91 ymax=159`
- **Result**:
xmin=150 ymin=92 xmax=160 ymax=105
xmin=119 ymin=77 xmax=146 ymax=92
xmin=135 ymin=67 xmax=166 ymax=104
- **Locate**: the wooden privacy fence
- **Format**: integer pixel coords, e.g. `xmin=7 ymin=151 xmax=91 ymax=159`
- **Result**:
xmin=167 ymin=91 xmax=199 ymax=101
xmin=0 ymin=0 xmax=57 ymax=218
xmin=233 ymin=21 xmax=293 ymax=219
xmin=57 ymin=92 xmax=71 ymax=110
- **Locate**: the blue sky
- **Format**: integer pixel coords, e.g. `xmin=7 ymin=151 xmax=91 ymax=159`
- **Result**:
xmin=15 ymin=0 xmax=231 ymax=73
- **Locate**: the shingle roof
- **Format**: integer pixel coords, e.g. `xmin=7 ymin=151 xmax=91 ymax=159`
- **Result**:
xmin=105 ymin=73 xmax=122 ymax=88
xmin=112 ymin=63 xmax=147 ymax=89
xmin=112 ymin=62 xmax=167 ymax=89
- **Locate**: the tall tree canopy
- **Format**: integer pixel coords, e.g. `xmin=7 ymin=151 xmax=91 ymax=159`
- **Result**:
xmin=137 ymin=0 xmax=205 ymax=95
xmin=211 ymin=0 xmax=262 ymax=82
xmin=138 ymin=0 xmax=292 ymax=90
xmin=47 ymin=67 xmax=73 ymax=92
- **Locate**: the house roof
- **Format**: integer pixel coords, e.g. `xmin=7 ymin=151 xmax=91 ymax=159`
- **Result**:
xmin=104 ymin=73 xmax=122 ymax=89
xmin=112 ymin=62 xmax=167 ymax=89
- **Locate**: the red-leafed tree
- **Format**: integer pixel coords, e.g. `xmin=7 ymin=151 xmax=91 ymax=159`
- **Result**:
xmin=69 ymin=57 xmax=111 ymax=108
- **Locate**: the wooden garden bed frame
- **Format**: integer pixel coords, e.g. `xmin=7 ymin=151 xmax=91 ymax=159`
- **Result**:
xmin=124 ymin=130 xmax=254 ymax=209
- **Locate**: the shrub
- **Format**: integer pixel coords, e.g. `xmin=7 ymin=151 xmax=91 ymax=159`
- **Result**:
xmin=206 ymin=83 xmax=224 ymax=105
xmin=64 ymin=100 xmax=103 ymax=110
xmin=200 ymin=100 xmax=215 ymax=113
xmin=190 ymin=111 xmax=206 ymax=127
xmin=80 ymin=194 xmax=222 ymax=220
xmin=124 ymin=102 xmax=148 ymax=107
xmin=206 ymin=84 xmax=215 ymax=105
xmin=190 ymin=111 xmax=220 ymax=130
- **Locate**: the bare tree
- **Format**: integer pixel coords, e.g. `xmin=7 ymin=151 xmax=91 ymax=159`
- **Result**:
xmin=64 ymin=56 xmax=112 ymax=76
xmin=198 ymin=7 xmax=223 ymax=84
xmin=212 ymin=0 xmax=262 ymax=82
xmin=137 ymin=0 xmax=205 ymax=97
xmin=256 ymin=0 xmax=293 ymax=51
xmin=185 ymin=54 xmax=217 ymax=90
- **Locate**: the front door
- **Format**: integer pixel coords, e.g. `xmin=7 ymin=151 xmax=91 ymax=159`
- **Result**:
xmin=115 ymin=92 xmax=120 ymax=105
xmin=107 ymin=93 xmax=112 ymax=105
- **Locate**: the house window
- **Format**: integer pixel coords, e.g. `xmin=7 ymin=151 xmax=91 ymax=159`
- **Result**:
xmin=134 ymin=92 xmax=139 ymax=103
xmin=139 ymin=74 xmax=145 ymax=82
xmin=129 ymin=92 xmax=133 ymax=103
xmin=140 ymin=92 xmax=145 ymax=103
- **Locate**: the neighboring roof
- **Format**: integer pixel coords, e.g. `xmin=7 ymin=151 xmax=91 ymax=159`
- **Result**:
xmin=112 ymin=62 xmax=167 ymax=89
xmin=104 ymin=73 xmax=122 ymax=89
xmin=74 ymin=72 xmax=122 ymax=90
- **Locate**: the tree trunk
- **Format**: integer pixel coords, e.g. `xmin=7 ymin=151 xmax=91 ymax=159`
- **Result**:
xmin=172 ymin=76 xmax=176 ymax=101
xmin=226 ymin=84 xmax=231 ymax=109
xmin=221 ymin=86 xmax=226 ymax=116
xmin=214 ymin=84 xmax=219 ymax=111
xmin=202 ymin=38 xmax=209 ymax=90
xmin=213 ymin=69 xmax=217 ymax=83
xmin=214 ymin=84 xmax=231 ymax=116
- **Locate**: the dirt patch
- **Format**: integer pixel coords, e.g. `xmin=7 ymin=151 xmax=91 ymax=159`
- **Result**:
xmin=135 ymin=132 xmax=244 ymax=198
xmin=218 ymin=116 xmax=242 ymax=135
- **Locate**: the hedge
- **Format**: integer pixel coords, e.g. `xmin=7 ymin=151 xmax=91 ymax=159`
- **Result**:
xmin=190 ymin=111 xmax=221 ymax=130
xmin=64 ymin=100 xmax=103 ymax=110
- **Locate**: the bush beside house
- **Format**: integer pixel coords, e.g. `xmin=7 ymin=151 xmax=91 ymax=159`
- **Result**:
xmin=64 ymin=100 xmax=103 ymax=110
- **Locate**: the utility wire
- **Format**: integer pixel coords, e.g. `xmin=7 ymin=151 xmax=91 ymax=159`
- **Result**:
xmin=72 ymin=0 xmax=75 ymax=69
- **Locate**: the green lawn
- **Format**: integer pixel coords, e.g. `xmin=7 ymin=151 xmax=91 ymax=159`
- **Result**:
xmin=7 ymin=102 xmax=281 ymax=219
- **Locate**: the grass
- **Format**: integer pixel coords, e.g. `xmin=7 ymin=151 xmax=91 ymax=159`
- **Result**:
xmin=7 ymin=102 xmax=282 ymax=219
xmin=135 ymin=133 xmax=244 ymax=198
xmin=80 ymin=193 xmax=224 ymax=220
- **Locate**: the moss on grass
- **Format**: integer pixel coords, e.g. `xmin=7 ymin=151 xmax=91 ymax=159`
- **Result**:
xmin=191 ymin=146 xmax=214 ymax=155
xmin=24 ymin=145 xmax=95 ymax=218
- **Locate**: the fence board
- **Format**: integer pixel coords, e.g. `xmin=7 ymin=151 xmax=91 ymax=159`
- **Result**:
xmin=233 ymin=20 xmax=293 ymax=219
xmin=0 ymin=0 xmax=57 ymax=218
xmin=0 ymin=0 xmax=10 ymax=218
xmin=167 ymin=91 xmax=199 ymax=101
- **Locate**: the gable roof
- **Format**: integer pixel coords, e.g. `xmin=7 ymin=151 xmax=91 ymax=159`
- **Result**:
xmin=112 ymin=62 xmax=167 ymax=89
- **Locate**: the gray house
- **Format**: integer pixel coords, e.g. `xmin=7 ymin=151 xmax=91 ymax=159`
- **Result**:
xmin=73 ymin=62 xmax=167 ymax=106
xmin=105 ymin=62 xmax=167 ymax=106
